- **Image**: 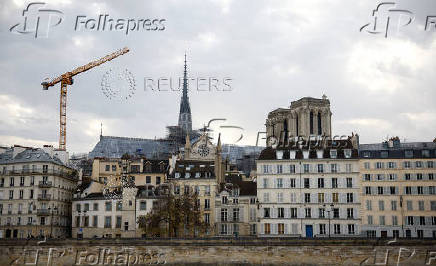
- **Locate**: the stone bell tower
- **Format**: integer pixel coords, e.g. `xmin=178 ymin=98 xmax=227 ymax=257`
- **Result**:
xmin=266 ymin=95 xmax=332 ymax=145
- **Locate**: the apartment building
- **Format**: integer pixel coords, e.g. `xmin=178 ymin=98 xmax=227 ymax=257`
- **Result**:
xmin=360 ymin=138 xmax=436 ymax=238
xmin=215 ymin=174 xmax=257 ymax=237
xmin=257 ymin=137 xmax=361 ymax=238
xmin=0 ymin=145 xmax=77 ymax=238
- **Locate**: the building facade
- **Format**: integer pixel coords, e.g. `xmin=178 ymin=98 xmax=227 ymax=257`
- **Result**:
xmin=360 ymin=138 xmax=436 ymax=238
xmin=215 ymin=174 xmax=257 ymax=237
xmin=0 ymin=145 xmax=77 ymax=238
xmin=256 ymin=138 xmax=361 ymax=238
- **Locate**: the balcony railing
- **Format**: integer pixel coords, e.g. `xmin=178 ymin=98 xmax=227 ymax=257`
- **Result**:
xmin=37 ymin=209 xmax=50 ymax=215
xmin=38 ymin=181 xmax=53 ymax=188
xmin=38 ymin=194 xmax=51 ymax=200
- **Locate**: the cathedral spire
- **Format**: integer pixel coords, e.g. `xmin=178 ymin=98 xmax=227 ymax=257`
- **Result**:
xmin=178 ymin=53 xmax=192 ymax=133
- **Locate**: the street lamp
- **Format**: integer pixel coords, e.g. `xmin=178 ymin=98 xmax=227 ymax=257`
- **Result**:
xmin=48 ymin=206 xmax=58 ymax=238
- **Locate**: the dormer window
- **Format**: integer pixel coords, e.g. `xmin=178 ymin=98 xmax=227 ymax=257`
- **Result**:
xmin=330 ymin=149 xmax=337 ymax=159
xmin=363 ymin=151 xmax=371 ymax=158
xmin=175 ymin=172 xmax=180 ymax=178
xmin=195 ymin=172 xmax=200 ymax=178
xmin=344 ymin=149 xmax=352 ymax=158
xmin=302 ymin=150 xmax=309 ymax=159
xmin=185 ymin=172 xmax=191 ymax=178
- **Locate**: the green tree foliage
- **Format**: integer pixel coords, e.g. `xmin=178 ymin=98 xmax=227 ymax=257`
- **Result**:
xmin=137 ymin=192 xmax=208 ymax=237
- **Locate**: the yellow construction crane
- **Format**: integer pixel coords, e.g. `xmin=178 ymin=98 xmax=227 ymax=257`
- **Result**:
xmin=41 ymin=47 xmax=130 ymax=151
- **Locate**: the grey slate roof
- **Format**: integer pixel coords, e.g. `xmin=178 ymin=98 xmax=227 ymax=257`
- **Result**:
xmin=88 ymin=136 xmax=171 ymax=159
xmin=0 ymin=147 xmax=64 ymax=165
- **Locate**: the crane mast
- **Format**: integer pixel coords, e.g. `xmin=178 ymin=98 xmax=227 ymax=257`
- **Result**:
xmin=41 ymin=47 xmax=130 ymax=150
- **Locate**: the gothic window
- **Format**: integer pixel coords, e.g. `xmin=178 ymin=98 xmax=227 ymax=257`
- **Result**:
xmin=310 ymin=111 xmax=314 ymax=135
xmin=318 ymin=112 xmax=322 ymax=135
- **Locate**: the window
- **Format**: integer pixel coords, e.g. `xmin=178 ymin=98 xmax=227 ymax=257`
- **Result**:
xmin=303 ymin=164 xmax=310 ymax=173
xmin=334 ymin=224 xmax=341 ymax=234
xmin=93 ymin=203 xmax=99 ymax=211
xmin=379 ymin=201 xmax=385 ymax=211
xmin=420 ymin=216 xmax=426 ymax=226
xmin=232 ymin=208 xmax=239 ymax=221
xmin=330 ymin=150 xmax=337 ymax=159
xmin=289 ymin=165 xmax=295 ymax=173
xmin=304 ymin=178 xmax=310 ymax=188
xmin=390 ymin=187 xmax=396 ymax=195
xmin=277 ymin=178 xmax=283 ymax=188
xmin=417 ymin=186 xmax=423 ymax=195
xmin=318 ymin=178 xmax=324 ymax=188
xmin=376 ymin=162 xmax=384 ymax=169
xmin=363 ymin=162 xmax=370 ymax=170
xmin=407 ymin=201 xmax=413 ymax=211
xmin=429 ymin=173 xmax=434 ymax=180
xmin=404 ymin=161 xmax=411 ymax=168
xmin=290 ymin=208 xmax=297 ymax=218
xmin=379 ymin=216 xmax=385 ymax=225
xmin=277 ymin=192 xmax=283 ymax=203
xmin=391 ymin=201 xmax=397 ymax=211
xmin=264 ymin=223 xmax=271 ymax=234
xmin=405 ymin=173 xmax=411 ymax=180
xmin=317 ymin=164 xmax=324 ymax=173
xmin=427 ymin=161 xmax=434 ymax=168
xmin=140 ymin=201 xmax=147 ymax=210
xmin=84 ymin=203 xmax=89 ymax=211
xmin=277 ymin=208 xmax=284 ymax=218
xmin=417 ymin=174 xmax=423 ymax=180
xmin=278 ymin=223 xmax=285 ymax=234
xmin=8 ymin=190 xmax=13 ymax=199
xmin=331 ymin=178 xmax=338 ymax=188
xmin=220 ymin=224 xmax=228 ymax=235
xmin=431 ymin=201 xmax=436 ymax=211
xmin=263 ymin=165 xmax=270 ymax=174
xmin=333 ymin=208 xmax=339 ymax=218
xmin=290 ymin=193 xmax=296 ymax=203
xmin=221 ymin=208 xmax=228 ymax=221
xmin=418 ymin=201 xmax=424 ymax=211
xmin=347 ymin=208 xmax=354 ymax=219
xmin=348 ymin=224 xmax=355 ymax=235
xmin=388 ymin=174 xmax=396 ymax=180
xmin=174 ymin=185 xmax=180 ymax=194
xmin=346 ymin=178 xmax=352 ymax=188
xmin=262 ymin=178 xmax=268 ymax=189
xmin=378 ymin=186 xmax=384 ymax=195
xmin=368 ymin=215 xmax=373 ymax=225
xmin=277 ymin=165 xmax=283 ymax=174
xmin=430 ymin=187 xmax=436 ymax=195
xmin=146 ymin=176 xmax=151 ymax=184
xmin=365 ymin=187 xmax=372 ymax=195
xmin=204 ymin=199 xmax=210 ymax=209
xmin=290 ymin=178 xmax=296 ymax=188
xmin=344 ymin=150 xmax=352 ymax=159
xmin=105 ymin=165 xmax=110 ymax=171
xmin=392 ymin=216 xmax=398 ymax=226
xmin=319 ymin=208 xmax=325 ymax=218
xmin=263 ymin=208 xmax=270 ymax=218
xmin=222 ymin=196 xmax=228 ymax=204
xmin=319 ymin=224 xmax=326 ymax=235
xmin=388 ymin=162 xmax=396 ymax=169
xmin=105 ymin=202 xmax=112 ymax=211
xmin=415 ymin=161 xmax=423 ymax=168
xmin=332 ymin=193 xmax=338 ymax=203
xmin=104 ymin=216 xmax=112 ymax=228
xmin=366 ymin=200 xmax=372 ymax=211
xmin=93 ymin=216 xmax=98 ymax=227
xmin=263 ymin=193 xmax=269 ymax=203
xmin=405 ymin=186 xmax=412 ymax=195
xmin=318 ymin=193 xmax=324 ymax=203
xmin=204 ymin=213 xmax=210 ymax=225
xmin=305 ymin=208 xmax=311 ymax=218
xmin=116 ymin=201 xmax=122 ymax=211
xmin=20 ymin=176 xmax=24 ymax=186
xmin=10 ymin=177 xmax=14 ymax=186
xmin=330 ymin=164 xmax=337 ymax=173
xmin=346 ymin=193 xmax=353 ymax=203
xmin=115 ymin=216 xmax=122 ymax=228
xmin=405 ymin=150 xmax=413 ymax=158
xmin=304 ymin=193 xmax=311 ymax=203
xmin=19 ymin=190 xmax=23 ymax=199
xmin=407 ymin=216 xmax=414 ymax=225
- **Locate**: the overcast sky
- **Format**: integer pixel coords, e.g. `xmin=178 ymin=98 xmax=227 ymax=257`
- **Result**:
xmin=0 ymin=0 xmax=435 ymax=154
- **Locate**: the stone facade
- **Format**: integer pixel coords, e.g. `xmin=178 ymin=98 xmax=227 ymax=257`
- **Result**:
xmin=0 ymin=145 xmax=77 ymax=239
xmin=360 ymin=138 xmax=436 ymax=238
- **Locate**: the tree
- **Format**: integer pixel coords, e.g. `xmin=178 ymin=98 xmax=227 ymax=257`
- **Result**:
xmin=137 ymin=192 xmax=208 ymax=238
